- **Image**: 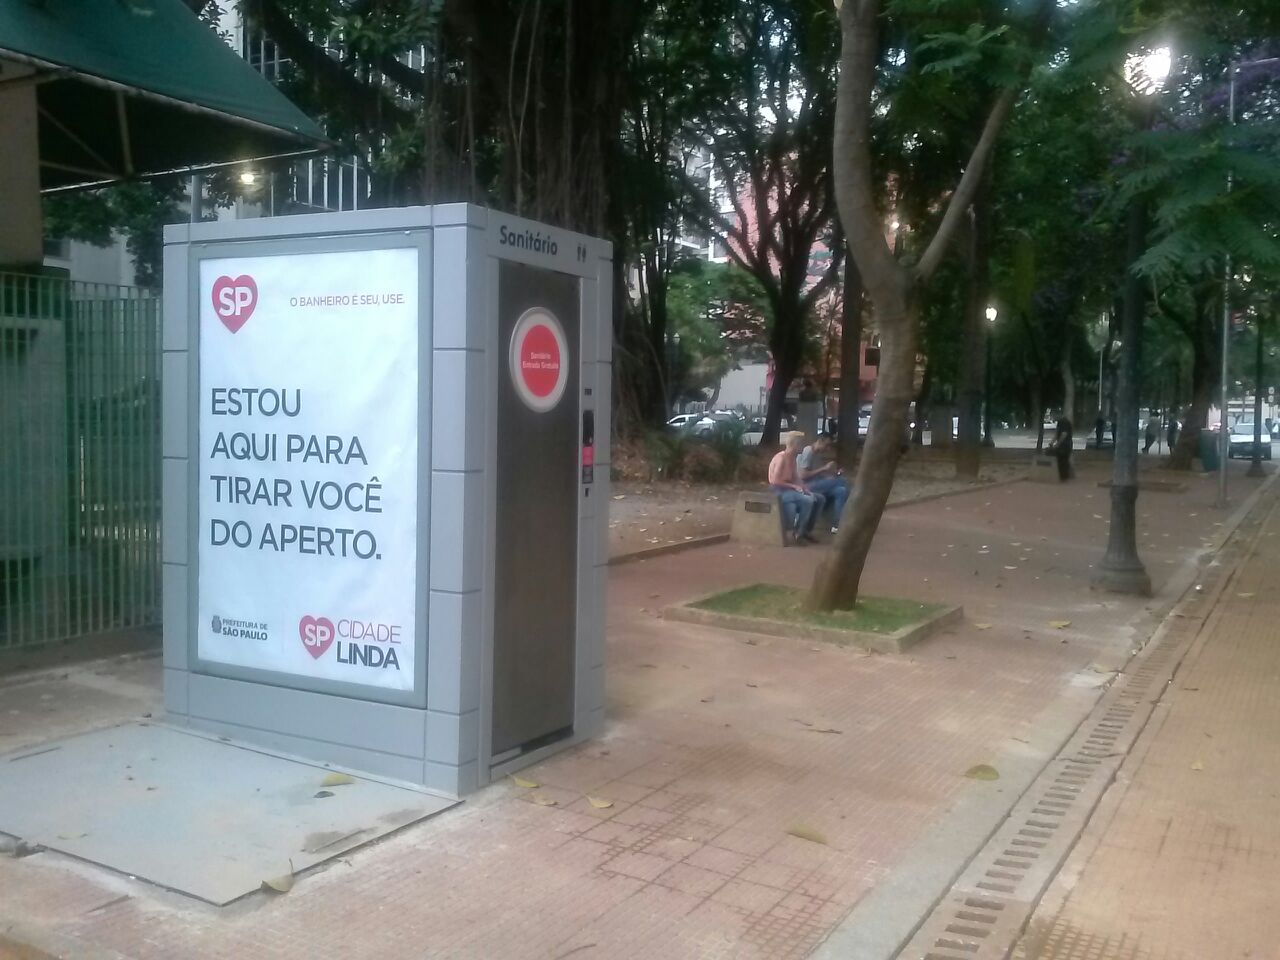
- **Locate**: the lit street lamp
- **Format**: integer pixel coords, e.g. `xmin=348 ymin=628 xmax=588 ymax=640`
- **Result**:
xmin=983 ymin=305 xmax=997 ymax=446
xmin=1095 ymin=45 xmax=1170 ymax=596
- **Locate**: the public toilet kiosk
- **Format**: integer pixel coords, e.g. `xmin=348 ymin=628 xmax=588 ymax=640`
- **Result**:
xmin=161 ymin=205 xmax=612 ymax=797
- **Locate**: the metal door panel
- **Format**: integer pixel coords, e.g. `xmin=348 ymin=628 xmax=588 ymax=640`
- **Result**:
xmin=492 ymin=261 xmax=579 ymax=755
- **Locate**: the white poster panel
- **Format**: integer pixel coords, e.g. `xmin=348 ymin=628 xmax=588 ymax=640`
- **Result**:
xmin=197 ymin=248 xmax=418 ymax=692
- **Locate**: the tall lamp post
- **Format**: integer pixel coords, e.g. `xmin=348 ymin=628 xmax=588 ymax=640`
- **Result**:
xmin=1220 ymin=57 xmax=1280 ymax=501
xmin=1248 ymin=312 xmax=1266 ymax=478
xmin=1095 ymin=46 xmax=1170 ymax=596
xmin=983 ymin=305 xmax=997 ymax=446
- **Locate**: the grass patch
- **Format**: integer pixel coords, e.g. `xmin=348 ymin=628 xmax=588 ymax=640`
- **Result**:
xmin=690 ymin=583 xmax=946 ymax=635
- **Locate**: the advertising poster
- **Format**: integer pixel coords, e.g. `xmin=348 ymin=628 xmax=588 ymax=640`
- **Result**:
xmin=196 ymin=248 xmax=418 ymax=692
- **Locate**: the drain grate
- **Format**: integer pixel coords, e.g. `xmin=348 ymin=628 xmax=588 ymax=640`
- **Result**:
xmin=897 ymin=533 xmax=1250 ymax=960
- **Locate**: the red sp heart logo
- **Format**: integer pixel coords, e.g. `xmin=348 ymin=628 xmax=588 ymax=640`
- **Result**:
xmin=211 ymin=274 xmax=258 ymax=333
xmin=299 ymin=615 xmax=335 ymax=659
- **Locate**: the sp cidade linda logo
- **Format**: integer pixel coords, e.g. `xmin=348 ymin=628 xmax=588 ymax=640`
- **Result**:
xmin=299 ymin=614 xmax=402 ymax=670
xmin=212 ymin=274 xmax=258 ymax=333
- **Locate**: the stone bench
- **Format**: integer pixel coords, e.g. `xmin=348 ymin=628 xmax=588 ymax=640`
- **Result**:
xmin=731 ymin=491 xmax=787 ymax=546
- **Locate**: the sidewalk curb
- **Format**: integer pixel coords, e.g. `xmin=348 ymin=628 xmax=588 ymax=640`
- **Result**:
xmin=607 ymin=475 xmax=1027 ymax=567
xmin=608 ymin=533 xmax=731 ymax=566
xmin=812 ymin=469 xmax=1279 ymax=960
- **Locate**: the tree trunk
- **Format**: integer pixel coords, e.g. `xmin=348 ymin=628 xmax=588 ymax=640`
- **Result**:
xmin=811 ymin=296 xmax=917 ymax=609
xmin=761 ymin=368 xmax=792 ymax=449
xmin=955 ymin=175 xmax=991 ymax=477
xmin=913 ymin=365 xmax=931 ymax=445
xmin=838 ymin=254 xmax=864 ymax=467
xmin=1060 ymin=349 xmax=1075 ymax=428
xmin=931 ymin=399 xmax=954 ymax=448
xmin=1033 ymin=382 xmax=1045 ymax=452
xmin=1169 ymin=311 xmax=1216 ymax=470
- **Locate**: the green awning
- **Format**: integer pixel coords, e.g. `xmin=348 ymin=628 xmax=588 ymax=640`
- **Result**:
xmin=0 ymin=0 xmax=329 ymax=191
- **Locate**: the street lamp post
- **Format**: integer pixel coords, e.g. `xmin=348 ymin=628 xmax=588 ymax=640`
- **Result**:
xmin=1220 ymin=57 xmax=1280 ymax=501
xmin=1095 ymin=46 xmax=1169 ymax=596
xmin=1248 ymin=315 xmax=1266 ymax=477
xmin=983 ymin=305 xmax=997 ymax=446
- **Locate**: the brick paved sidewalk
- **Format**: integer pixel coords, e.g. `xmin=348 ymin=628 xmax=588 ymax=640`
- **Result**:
xmin=1015 ymin=488 xmax=1280 ymax=960
xmin=0 ymin=464 xmax=1265 ymax=960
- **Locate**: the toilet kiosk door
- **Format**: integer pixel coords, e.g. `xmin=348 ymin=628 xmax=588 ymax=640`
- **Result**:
xmin=492 ymin=261 xmax=580 ymax=757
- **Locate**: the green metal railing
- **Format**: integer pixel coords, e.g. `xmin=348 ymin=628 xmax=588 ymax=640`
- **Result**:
xmin=0 ymin=272 xmax=161 ymax=650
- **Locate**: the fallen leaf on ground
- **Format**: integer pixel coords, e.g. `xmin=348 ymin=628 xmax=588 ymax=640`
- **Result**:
xmin=510 ymin=774 xmax=539 ymax=789
xmin=1191 ymin=759 xmax=1204 ymax=772
xmin=1048 ymin=620 xmax=1072 ymax=629
xmin=532 ymin=794 xmax=558 ymax=807
xmin=56 ymin=832 xmax=87 ymax=840
xmin=974 ymin=623 xmax=992 ymax=630
xmin=1004 ymin=565 xmax=1018 ymax=571
xmin=313 ymin=790 xmax=334 ymax=799
xmin=262 ymin=861 xmax=295 ymax=894
xmin=964 ymin=764 xmax=1000 ymax=781
xmin=1237 ymin=592 xmax=1256 ymax=599
xmin=806 ymin=727 xmax=843 ymax=735
xmin=612 ymin=495 xmax=626 ymax=500
xmin=587 ymin=796 xmax=614 ymax=809
xmin=320 ymin=773 xmax=355 ymax=787
xmin=785 ymin=824 xmax=828 ymax=845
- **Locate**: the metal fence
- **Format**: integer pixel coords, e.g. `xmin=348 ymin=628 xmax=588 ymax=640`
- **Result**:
xmin=0 ymin=272 xmax=161 ymax=650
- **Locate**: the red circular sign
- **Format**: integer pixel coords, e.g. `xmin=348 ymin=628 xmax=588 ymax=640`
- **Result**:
xmin=509 ymin=308 xmax=568 ymax=412
xmin=518 ymin=323 xmax=562 ymax=398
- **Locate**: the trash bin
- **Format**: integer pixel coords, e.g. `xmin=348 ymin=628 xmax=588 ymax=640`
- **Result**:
xmin=1198 ymin=430 xmax=1220 ymax=472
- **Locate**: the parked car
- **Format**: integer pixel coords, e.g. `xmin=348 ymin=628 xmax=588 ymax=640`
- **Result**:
xmin=666 ymin=413 xmax=700 ymax=433
xmin=1228 ymin=416 xmax=1272 ymax=459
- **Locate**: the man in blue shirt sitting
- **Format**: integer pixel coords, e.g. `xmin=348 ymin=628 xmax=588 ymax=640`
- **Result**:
xmin=796 ymin=434 xmax=850 ymax=534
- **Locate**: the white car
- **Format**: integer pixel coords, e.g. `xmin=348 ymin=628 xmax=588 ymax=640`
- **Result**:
xmin=666 ymin=414 xmax=700 ymax=432
xmin=1228 ymin=417 xmax=1272 ymax=459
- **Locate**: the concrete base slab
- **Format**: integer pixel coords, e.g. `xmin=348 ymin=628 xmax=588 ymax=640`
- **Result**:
xmin=0 ymin=723 xmax=455 ymax=905
xmin=663 ymin=590 xmax=963 ymax=654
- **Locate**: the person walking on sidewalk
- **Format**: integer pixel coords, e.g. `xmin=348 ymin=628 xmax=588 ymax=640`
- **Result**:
xmin=1047 ymin=416 xmax=1074 ymax=481
xmin=768 ymin=432 xmax=821 ymax=545
xmin=797 ymin=434 xmax=850 ymax=534
xmin=1143 ymin=413 xmax=1158 ymax=454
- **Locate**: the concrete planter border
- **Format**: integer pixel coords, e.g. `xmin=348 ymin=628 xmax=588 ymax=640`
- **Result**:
xmin=663 ymin=589 xmax=963 ymax=655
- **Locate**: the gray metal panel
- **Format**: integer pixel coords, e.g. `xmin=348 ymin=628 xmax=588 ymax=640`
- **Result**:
xmin=428 ymin=471 xmax=482 ymax=593
xmin=491 ymin=261 xmax=580 ymax=755
xmin=161 ymin=457 xmax=188 ymax=565
xmin=486 ymin=210 xmax=602 ymax=280
xmin=162 ymin=562 xmax=188 ymax=670
xmin=431 ymin=223 xmax=487 ymax=350
xmin=182 ymin=231 xmax=432 ymax=710
xmin=425 ymin=759 xmax=478 ymax=798
xmin=427 ymin=589 xmax=482 ymax=714
xmin=162 ymin=237 xmax=189 ymax=350
xmin=425 ymin=709 xmax=479 ymax=765
xmin=161 ymin=351 xmax=188 ymax=459
xmin=190 ymin=716 xmax=430 ymax=788
xmin=593 ymin=362 xmax=613 ymax=471
xmin=188 ymin=673 xmax=427 ymax=759
xmin=163 ymin=667 xmax=189 ymax=716
xmin=182 ymin=205 xmax=447 ymax=245
xmin=578 ymin=279 xmax=598 ymax=368
xmin=431 ymin=349 xmax=486 ymax=472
